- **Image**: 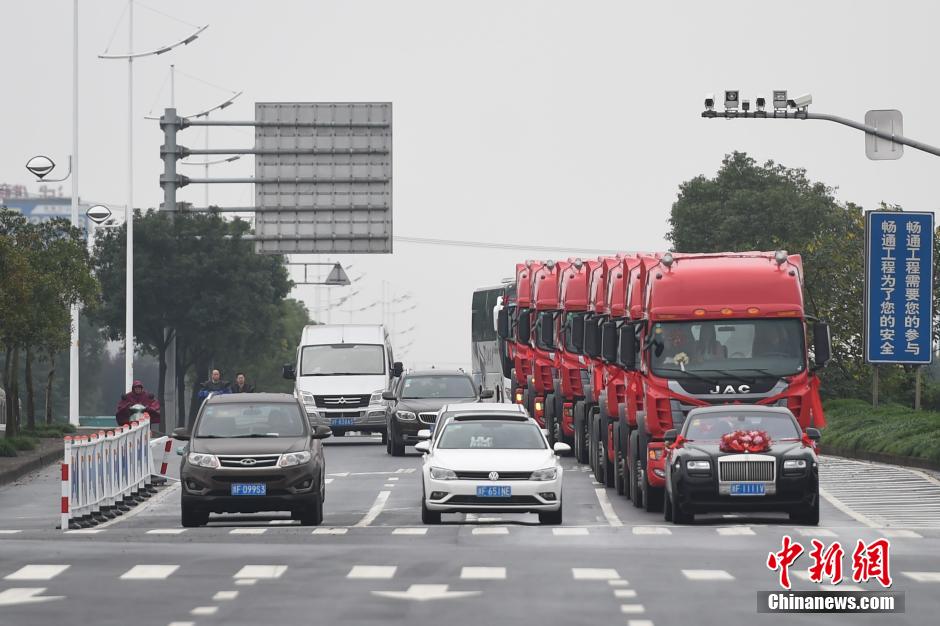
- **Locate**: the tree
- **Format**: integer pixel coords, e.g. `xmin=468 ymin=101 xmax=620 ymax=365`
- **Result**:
xmin=237 ymin=298 xmax=311 ymax=393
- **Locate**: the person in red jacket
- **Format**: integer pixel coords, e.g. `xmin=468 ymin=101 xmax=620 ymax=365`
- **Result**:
xmin=115 ymin=380 xmax=161 ymax=426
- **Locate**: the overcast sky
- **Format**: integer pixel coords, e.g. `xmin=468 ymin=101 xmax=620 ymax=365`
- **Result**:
xmin=2 ymin=0 xmax=939 ymax=371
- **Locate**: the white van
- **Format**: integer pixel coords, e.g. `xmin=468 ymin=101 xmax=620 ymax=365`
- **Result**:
xmin=283 ymin=324 xmax=402 ymax=439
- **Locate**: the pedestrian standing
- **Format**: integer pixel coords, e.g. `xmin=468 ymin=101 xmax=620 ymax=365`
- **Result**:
xmin=231 ymin=372 xmax=255 ymax=394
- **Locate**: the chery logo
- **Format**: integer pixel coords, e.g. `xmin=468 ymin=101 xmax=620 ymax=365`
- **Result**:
xmin=709 ymin=384 xmax=751 ymax=394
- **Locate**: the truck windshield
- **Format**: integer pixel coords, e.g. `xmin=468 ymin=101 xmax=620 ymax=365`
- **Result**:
xmin=649 ymin=319 xmax=804 ymax=378
xmin=300 ymin=344 xmax=386 ymax=376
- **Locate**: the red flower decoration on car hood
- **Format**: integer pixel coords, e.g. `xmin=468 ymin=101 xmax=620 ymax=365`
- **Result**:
xmin=719 ymin=429 xmax=772 ymax=453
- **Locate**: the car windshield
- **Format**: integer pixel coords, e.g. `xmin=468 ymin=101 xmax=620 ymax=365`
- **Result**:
xmin=196 ymin=403 xmax=306 ymax=438
xmin=649 ymin=319 xmax=805 ymax=378
xmin=437 ymin=420 xmax=546 ymax=450
xmin=300 ymin=343 xmax=385 ymax=376
xmin=683 ymin=413 xmax=801 ymax=441
xmin=401 ymin=375 xmax=476 ymax=399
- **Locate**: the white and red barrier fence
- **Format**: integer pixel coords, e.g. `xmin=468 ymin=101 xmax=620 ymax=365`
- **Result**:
xmin=60 ymin=415 xmax=163 ymax=530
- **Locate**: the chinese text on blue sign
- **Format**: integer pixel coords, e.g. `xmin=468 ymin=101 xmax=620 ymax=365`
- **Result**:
xmin=864 ymin=211 xmax=934 ymax=364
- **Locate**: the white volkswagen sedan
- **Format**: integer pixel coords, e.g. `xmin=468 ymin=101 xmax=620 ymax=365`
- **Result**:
xmin=415 ymin=411 xmax=569 ymax=524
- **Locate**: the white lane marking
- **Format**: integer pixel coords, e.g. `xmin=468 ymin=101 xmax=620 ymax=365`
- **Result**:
xmin=471 ymin=527 xmax=509 ymax=535
xmin=0 ymin=530 xmax=23 ymax=534
xmin=313 ymin=528 xmax=348 ymax=535
xmin=392 ymin=528 xmax=427 ymax=535
xmin=234 ymin=565 xmax=287 ymax=579
xmin=460 ymin=567 xmax=506 ymax=580
xmin=627 ymin=621 xmax=655 ymax=626
xmin=0 ymin=588 xmax=64 ymax=607
xmin=213 ymin=591 xmax=238 ymax=601
xmin=5 ymin=565 xmax=70 ymax=581
xmin=372 ymin=584 xmax=480 ymax=601
xmin=615 ymin=589 xmax=638 ymax=598
xmin=633 ymin=526 xmax=671 ymax=535
xmin=608 ymin=579 xmax=630 ymax=586
xmin=572 ymin=568 xmax=620 ymax=580
xmin=230 ymin=528 xmax=267 ymax=535
xmin=553 ymin=528 xmax=589 ymax=536
xmin=880 ymin=529 xmax=922 ymax=538
xmin=355 ymin=491 xmax=391 ymax=527
xmin=168 ymin=622 xmax=195 ymax=626
xmin=65 ymin=529 xmax=104 ymax=534
xmin=904 ymin=572 xmax=940 ymax=582
xmin=620 ymin=604 xmax=646 ymax=614
xmin=797 ymin=528 xmax=837 ymax=537
xmin=383 ymin=484 xmax=395 ymax=488
xmin=95 ymin=482 xmax=180 ymax=529
xmin=594 ymin=488 xmax=623 ymax=527
xmin=819 ymin=487 xmax=879 ymax=529
xmin=120 ymin=565 xmax=179 ymax=580
xmin=191 ymin=606 xmax=218 ymax=616
xmin=235 ymin=579 xmax=257 ymax=586
xmin=327 ymin=472 xmax=350 ymax=477
xmin=682 ymin=570 xmax=735 ymax=581
xmin=717 ymin=527 xmax=755 ymax=536
xmin=347 ymin=565 xmax=397 ymax=579
xmin=146 ymin=529 xmax=186 ymax=535
xmin=395 ymin=468 xmax=417 ymax=474
xmin=268 ymin=520 xmax=296 ymax=525
xmin=388 ymin=477 xmax=399 ymax=481
xmin=325 ymin=478 xmax=334 ymax=484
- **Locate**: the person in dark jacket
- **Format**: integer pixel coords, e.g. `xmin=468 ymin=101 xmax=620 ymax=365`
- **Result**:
xmin=230 ymin=372 xmax=255 ymax=394
xmin=197 ymin=369 xmax=231 ymax=401
xmin=115 ymin=380 xmax=161 ymax=426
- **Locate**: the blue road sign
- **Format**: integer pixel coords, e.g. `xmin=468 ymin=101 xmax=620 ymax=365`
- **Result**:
xmin=864 ymin=210 xmax=934 ymax=364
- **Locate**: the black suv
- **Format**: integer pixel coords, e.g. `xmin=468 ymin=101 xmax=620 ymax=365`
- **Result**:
xmin=383 ymin=370 xmax=492 ymax=456
xmin=174 ymin=393 xmax=332 ymax=527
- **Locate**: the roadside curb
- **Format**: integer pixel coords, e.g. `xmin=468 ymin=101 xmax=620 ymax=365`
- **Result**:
xmin=822 ymin=446 xmax=940 ymax=473
xmin=0 ymin=439 xmax=63 ymax=488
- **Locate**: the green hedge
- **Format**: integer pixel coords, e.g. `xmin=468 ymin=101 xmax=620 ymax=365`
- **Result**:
xmin=822 ymin=399 xmax=940 ymax=464
xmin=0 ymin=439 xmax=17 ymax=457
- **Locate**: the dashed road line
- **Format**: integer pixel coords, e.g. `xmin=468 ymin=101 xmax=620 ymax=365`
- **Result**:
xmin=190 ymin=606 xmax=218 ymax=616
xmin=716 ymin=526 xmax=755 ymax=536
xmin=355 ymin=491 xmax=391 ymax=527
xmin=235 ymin=579 xmax=257 ymax=586
xmin=593 ymin=488 xmax=623 ymax=527
xmin=392 ymin=528 xmax=427 ymax=535
xmin=797 ymin=528 xmax=837 ymax=538
xmin=880 ymin=529 xmax=922 ymax=538
xmin=608 ymin=579 xmax=630 ymax=586
xmin=120 ymin=565 xmax=179 ymax=580
xmin=633 ymin=526 xmax=671 ymax=535
xmin=572 ymin=568 xmax=620 ymax=580
xmin=5 ymin=565 xmax=70 ymax=581
xmin=460 ymin=567 xmax=506 ymax=580
xmin=682 ymin=570 xmax=734 ymax=581
xmin=614 ymin=589 xmax=638 ymax=598
xmin=553 ymin=527 xmax=589 ymax=536
xmin=213 ymin=590 xmax=238 ymax=600
xmin=627 ymin=621 xmax=655 ymax=626
xmin=230 ymin=528 xmax=267 ymax=535
xmin=147 ymin=529 xmax=186 ymax=535
xmin=313 ymin=528 xmax=348 ymax=535
xmin=471 ymin=527 xmax=509 ymax=535
xmin=0 ymin=530 xmax=22 ymax=534
xmin=903 ymin=572 xmax=940 ymax=582
xmin=347 ymin=565 xmax=397 ymax=579
xmin=620 ymin=604 xmax=646 ymax=614
xmin=234 ymin=565 xmax=287 ymax=579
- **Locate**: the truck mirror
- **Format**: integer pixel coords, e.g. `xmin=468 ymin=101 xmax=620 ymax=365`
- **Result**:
xmin=282 ymin=363 xmax=296 ymax=380
xmin=618 ymin=326 xmax=637 ymax=370
xmin=517 ymin=310 xmax=531 ymax=344
xmin=497 ymin=308 xmax=510 ymax=339
xmin=571 ymin=314 xmax=585 ymax=352
xmin=392 ymin=361 xmax=404 ymax=378
xmin=538 ymin=313 xmax=555 ymax=350
xmin=812 ymin=323 xmax=831 ymax=369
xmin=583 ymin=317 xmax=601 ymax=358
xmin=601 ymin=321 xmax=618 ymax=363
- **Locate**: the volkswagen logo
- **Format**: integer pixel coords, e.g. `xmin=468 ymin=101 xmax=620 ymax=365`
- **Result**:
xmin=239 ymin=458 xmax=258 ymax=466
xmin=489 ymin=471 xmax=499 ymax=481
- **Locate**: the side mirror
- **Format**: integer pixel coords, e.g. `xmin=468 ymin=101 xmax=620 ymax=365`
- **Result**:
xmin=805 ymin=427 xmax=821 ymax=442
xmin=538 ymin=313 xmax=555 ymax=349
xmin=172 ymin=427 xmax=190 ymax=441
xmin=553 ymin=441 xmax=571 ymax=455
xmin=663 ymin=429 xmax=678 ymax=446
xmin=417 ymin=429 xmax=431 ymax=441
xmin=517 ymin=310 xmax=531 ymax=344
xmin=570 ymin=314 xmax=585 ymax=352
xmin=618 ymin=326 xmax=637 ymax=370
xmin=312 ymin=425 xmax=333 ymax=439
xmin=414 ymin=441 xmax=431 ymax=454
xmin=382 ymin=391 xmax=397 ymax=401
xmin=479 ymin=389 xmax=495 ymax=400
xmin=601 ymin=320 xmax=618 ymax=363
xmin=584 ymin=317 xmax=601 ymax=358
xmin=812 ymin=322 xmax=831 ymax=369
xmin=392 ymin=362 xmax=404 ymax=378
xmin=175 ymin=445 xmax=187 ymax=456
xmin=282 ymin=363 xmax=296 ymax=380
xmin=497 ymin=308 xmax=510 ymax=339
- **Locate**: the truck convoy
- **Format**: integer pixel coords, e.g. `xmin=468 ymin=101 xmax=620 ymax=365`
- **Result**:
xmin=481 ymin=251 xmax=831 ymax=514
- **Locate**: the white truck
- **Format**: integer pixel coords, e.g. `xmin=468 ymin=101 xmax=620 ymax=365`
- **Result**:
xmin=283 ymin=324 xmax=402 ymax=440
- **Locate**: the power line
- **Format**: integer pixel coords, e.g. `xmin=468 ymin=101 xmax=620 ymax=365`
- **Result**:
xmin=393 ymin=235 xmax=618 ymax=255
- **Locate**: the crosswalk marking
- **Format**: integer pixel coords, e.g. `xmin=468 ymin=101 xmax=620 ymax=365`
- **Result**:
xmin=880 ymin=529 xmax=922 ymax=539
xmin=234 ymin=566 xmax=287 ymax=579
xmin=392 ymin=528 xmax=428 ymax=535
xmin=472 ymin=527 xmax=509 ymax=535
xmin=633 ymin=526 xmax=671 ymax=535
xmin=120 ymin=565 xmax=179 ymax=580
xmin=230 ymin=528 xmax=267 ymax=535
xmin=682 ymin=570 xmax=734 ymax=581
xmin=347 ymin=566 xmax=397 ymax=579
xmin=903 ymin=572 xmax=940 ymax=582
xmin=572 ymin=568 xmax=620 ymax=580
xmin=235 ymin=579 xmax=257 ymax=586
xmin=0 ymin=530 xmax=22 ymax=534
xmin=460 ymin=567 xmax=506 ymax=580
xmin=191 ymin=607 xmax=218 ymax=616
xmin=614 ymin=589 xmax=638 ymax=598
xmin=608 ymin=579 xmax=630 ymax=586
xmin=313 ymin=528 xmax=348 ymax=535
xmin=553 ymin=528 xmax=589 ymax=536
xmin=383 ymin=483 xmax=395 ymax=488
xmin=620 ymin=604 xmax=646 ymax=614
xmin=716 ymin=527 xmax=755 ymax=536
xmin=388 ymin=477 xmax=399 ymax=481
xmin=213 ymin=591 xmax=238 ymax=601
xmin=5 ymin=565 xmax=70 ymax=581
xmin=168 ymin=622 xmax=195 ymax=626
xmin=627 ymin=621 xmax=655 ymax=626
xmin=146 ymin=529 xmax=186 ymax=535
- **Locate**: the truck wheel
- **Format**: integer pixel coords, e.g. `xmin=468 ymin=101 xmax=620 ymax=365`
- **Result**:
xmin=613 ymin=422 xmax=625 ymax=496
xmin=587 ymin=408 xmax=597 ymax=474
xmin=544 ymin=393 xmax=557 ymax=446
xmin=390 ymin=424 xmax=405 ymax=457
xmin=573 ymin=402 xmax=586 ymax=463
xmin=630 ymin=430 xmax=643 ymax=509
xmin=594 ymin=414 xmax=606 ymax=485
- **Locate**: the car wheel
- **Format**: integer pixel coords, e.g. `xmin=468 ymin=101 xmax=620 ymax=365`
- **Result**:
xmin=181 ymin=503 xmax=208 ymax=528
xmin=299 ymin=493 xmax=324 ymax=526
xmin=671 ymin=489 xmax=693 ymax=524
xmin=663 ymin=488 xmax=673 ymax=522
xmin=390 ymin=423 xmax=405 ymax=457
xmin=538 ymin=506 xmax=563 ymax=525
xmin=790 ymin=497 xmax=820 ymax=525
xmin=381 ymin=429 xmax=388 ymax=445
xmin=421 ymin=494 xmax=441 ymax=524
xmin=385 ymin=426 xmax=392 ymax=454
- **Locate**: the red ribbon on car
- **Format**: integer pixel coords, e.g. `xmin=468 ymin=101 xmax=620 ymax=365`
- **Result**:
xmin=719 ymin=430 xmax=772 ymax=454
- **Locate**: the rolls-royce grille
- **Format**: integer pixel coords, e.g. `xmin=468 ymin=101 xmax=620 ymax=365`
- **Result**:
xmin=453 ymin=471 xmax=533 ymax=480
xmin=719 ymin=459 xmax=775 ymax=482
xmin=314 ymin=394 xmax=370 ymax=408
xmin=418 ymin=413 xmax=437 ymax=424
xmin=218 ymin=454 xmax=280 ymax=469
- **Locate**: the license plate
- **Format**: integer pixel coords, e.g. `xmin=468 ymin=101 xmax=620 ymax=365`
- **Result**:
xmin=476 ymin=485 xmax=511 ymax=498
xmin=331 ymin=418 xmax=355 ymax=426
xmin=231 ymin=483 xmax=266 ymax=496
xmin=729 ymin=483 xmax=765 ymax=496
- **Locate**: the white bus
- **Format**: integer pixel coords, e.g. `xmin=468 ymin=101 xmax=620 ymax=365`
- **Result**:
xmin=471 ymin=281 xmax=514 ymax=403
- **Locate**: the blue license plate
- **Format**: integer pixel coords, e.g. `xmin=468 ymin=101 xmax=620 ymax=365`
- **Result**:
xmin=231 ymin=483 xmax=266 ymax=496
xmin=476 ymin=485 xmax=511 ymax=498
xmin=730 ymin=483 xmax=765 ymax=496
xmin=331 ymin=418 xmax=355 ymax=426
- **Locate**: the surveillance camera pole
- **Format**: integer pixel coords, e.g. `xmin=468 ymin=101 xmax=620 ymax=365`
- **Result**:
xmin=701 ymin=108 xmax=940 ymax=158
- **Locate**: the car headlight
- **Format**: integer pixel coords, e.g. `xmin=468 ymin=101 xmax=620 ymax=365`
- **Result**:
xmin=430 ymin=466 xmax=457 ymax=480
xmin=299 ymin=392 xmax=319 ymax=416
xmin=530 ymin=467 xmax=558 ymax=481
xmin=783 ymin=459 xmax=807 ymax=470
xmin=187 ymin=453 xmax=220 ymax=469
xmin=686 ymin=460 xmax=711 ymax=472
xmin=370 ymin=390 xmax=385 ymax=405
xmin=396 ymin=410 xmax=417 ymax=421
xmin=278 ymin=451 xmax=312 ymax=467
